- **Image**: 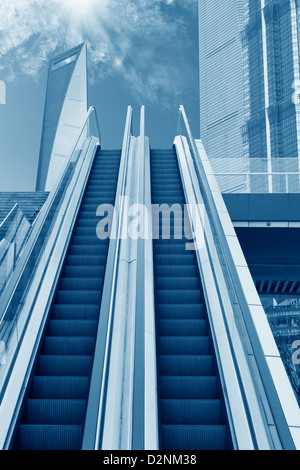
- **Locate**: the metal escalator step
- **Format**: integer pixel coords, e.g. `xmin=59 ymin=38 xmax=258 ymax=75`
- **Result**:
xmin=30 ymin=376 xmax=90 ymax=399
xmin=37 ymin=355 xmax=93 ymax=377
xmin=66 ymin=254 xmax=107 ymax=266
xmin=59 ymin=277 xmax=103 ymax=291
xmin=46 ymin=320 xmax=98 ymax=337
xmin=155 ymin=277 xmax=199 ymax=290
xmin=52 ymin=304 xmax=100 ymax=320
xmin=63 ymin=266 xmax=105 ymax=278
xmin=159 ymin=355 xmax=214 ymax=376
xmin=156 ymin=290 xmax=202 ymax=304
xmin=42 ymin=337 xmax=95 ymax=355
xmin=24 ymin=399 xmax=86 ymax=425
xmin=155 ymin=265 xmax=198 ymax=277
xmin=152 ymin=197 xmax=185 ymax=204
xmin=158 ymin=337 xmax=210 ymax=355
xmin=55 ymin=290 xmax=102 ymax=305
xmin=76 ymin=219 xmax=113 ymax=228
xmin=71 ymin=235 xmax=106 ymax=246
xmin=154 ymin=254 xmax=196 ymax=266
xmin=83 ymin=196 xmax=115 ymax=204
xmin=154 ymin=244 xmax=191 ymax=254
xmin=160 ymin=399 xmax=223 ymax=425
xmin=69 ymin=245 xmax=107 ymax=256
xmin=156 ymin=304 xmax=204 ymax=319
xmin=157 ymin=319 xmax=207 ymax=336
xmin=15 ymin=424 xmax=83 ymax=450
xmin=159 ymin=376 xmax=218 ymax=400
xmin=161 ymin=425 xmax=229 ymax=451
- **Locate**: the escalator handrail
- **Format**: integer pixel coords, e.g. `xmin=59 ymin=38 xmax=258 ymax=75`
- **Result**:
xmin=178 ymin=105 xmax=300 ymax=450
xmin=82 ymin=106 xmax=133 ymax=450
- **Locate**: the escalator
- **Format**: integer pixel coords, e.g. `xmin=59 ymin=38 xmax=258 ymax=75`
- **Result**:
xmin=12 ymin=148 xmax=121 ymax=450
xmin=150 ymin=148 xmax=233 ymax=450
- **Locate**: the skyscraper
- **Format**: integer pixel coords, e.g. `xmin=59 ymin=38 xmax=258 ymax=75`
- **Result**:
xmin=35 ymin=43 xmax=87 ymax=192
xmin=199 ymin=0 xmax=300 ymax=160
xmin=243 ymin=0 xmax=300 ymax=159
xmin=199 ymin=0 xmax=245 ymax=159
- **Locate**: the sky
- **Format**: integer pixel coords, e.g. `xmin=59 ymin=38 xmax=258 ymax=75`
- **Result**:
xmin=0 ymin=0 xmax=199 ymax=191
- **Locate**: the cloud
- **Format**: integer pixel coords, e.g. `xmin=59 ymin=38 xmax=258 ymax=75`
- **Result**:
xmin=0 ymin=0 xmax=198 ymax=106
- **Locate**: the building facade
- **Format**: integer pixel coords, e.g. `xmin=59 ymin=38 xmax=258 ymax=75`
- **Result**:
xmin=199 ymin=0 xmax=245 ymax=159
xmin=199 ymin=0 xmax=300 ymax=160
xmin=242 ymin=0 xmax=300 ymax=159
xmin=35 ymin=43 xmax=87 ymax=192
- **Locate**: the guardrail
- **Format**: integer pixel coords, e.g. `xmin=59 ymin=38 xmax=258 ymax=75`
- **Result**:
xmin=0 ymin=205 xmax=31 ymax=297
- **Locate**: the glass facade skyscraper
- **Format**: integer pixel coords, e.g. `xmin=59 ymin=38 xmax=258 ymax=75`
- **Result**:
xmin=35 ymin=43 xmax=87 ymax=192
xmin=199 ymin=0 xmax=245 ymax=159
xmin=243 ymin=0 xmax=300 ymax=159
xmin=199 ymin=0 xmax=300 ymax=159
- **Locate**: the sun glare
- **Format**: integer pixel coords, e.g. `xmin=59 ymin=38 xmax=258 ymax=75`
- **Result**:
xmin=62 ymin=0 xmax=95 ymax=15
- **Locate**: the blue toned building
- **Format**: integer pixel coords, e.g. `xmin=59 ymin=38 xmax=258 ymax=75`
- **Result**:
xmin=242 ymin=0 xmax=300 ymax=159
xmin=199 ymin=0 xmax=245 ymax=159
xmin=199 ymin=0 xmax=300 ymax=160
xmin=35 ymin=43 xmax=87 ymax=192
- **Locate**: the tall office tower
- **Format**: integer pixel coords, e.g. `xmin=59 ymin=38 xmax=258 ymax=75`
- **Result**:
xmin=199 ymin=0 xmax=245 ymax=159
xmin=242 ymin=0 xmax=300 ymax=159
xmin=199 ymin=0 xmax=300 ymax=160
xmin=35 ymin=43 xmax=87 ymax=192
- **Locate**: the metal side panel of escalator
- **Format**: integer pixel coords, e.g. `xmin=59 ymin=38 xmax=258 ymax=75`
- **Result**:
xmin=12 ymin=149 xmax=121 ymax=450
xmin=150 ymin=148 xmax=233 ymax=451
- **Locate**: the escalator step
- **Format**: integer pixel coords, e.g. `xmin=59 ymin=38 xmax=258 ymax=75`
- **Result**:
xmin=69 ymin=245 xmax=107 ymax=256
xmin=155 ymin=277 xmax=199 ymax=290
xmin=59 ymin=277 xmax=103 ymax=291
xmin=24 ymin=399 xmax=86 ymax=425
xmin=63 ymin=266 xmax=105 ymax=278
xmin=46 ymin=320 xmax=98 ymax=337
xmin=159 ymin=355 xmax=214 ymax=376
xmin=66 ymin=254 xmax=107 ymax=266
xmin=158 ymin=337 xmax=210 ymax=355
xmin=161 ymin=425 xmax=229 ymax=451
xmin=42 ymin=337 xmax=95 ymax=355
xmin=156 ymin=290 xmax=202 ymax=304
xmin=157 ymin=319 xmax=207 ymax=336
xmin=155 ymin=265 xmax=198 ymax=277
xmin=30 ymin=377 xmax=90 ymax=399
xmin=156 ymin=304 xmax=204 ymax=319
xmin=52 ymin=304 xmax=100 ymax=320
xmin=16 ymin=425 xmax=83 ymax=450
xmin=160 ymin=399 xmax=223 ymax=425
xmin=37 ymin=355 xmax=93 ymax=377
xmin=55 ymin=290 xmax=102 ymax=305
xmin=154 ymin=254 xmax=196 ymax=266
xmin=159 ymin=376 xmax=218 ymax=400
